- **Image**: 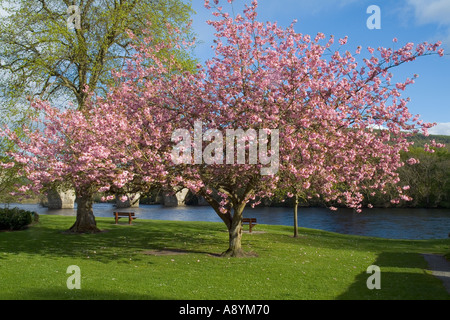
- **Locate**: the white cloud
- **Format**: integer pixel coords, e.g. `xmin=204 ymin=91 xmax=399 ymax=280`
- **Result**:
xmin=428 ymin=122 xmax=450 ymax=136
xmin=407 ymin=0 xmax=450 ymax=47
xmin=407 ymin=0 xmax=450 ymax=25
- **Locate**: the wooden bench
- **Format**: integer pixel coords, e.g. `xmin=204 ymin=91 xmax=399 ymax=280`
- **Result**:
xmin=114 ymin=212 xmax=137 ymax=224
xmin=242 ymin=218 xmax=257 ymax=233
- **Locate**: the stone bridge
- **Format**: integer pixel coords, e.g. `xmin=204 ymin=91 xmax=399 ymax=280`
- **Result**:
xmin=45 ymin=188 xmax=198 ymax=209
xmin=44 ymin=189 xmax=76 ymax=209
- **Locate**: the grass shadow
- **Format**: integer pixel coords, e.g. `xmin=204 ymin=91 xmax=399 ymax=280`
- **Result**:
xmin=0 ymin=216 xmax=227 ymax=263
xmin=9 ymin=288 xmax=171 ymax=300
xmin=337 ymin=252 xmax=450 ymax=300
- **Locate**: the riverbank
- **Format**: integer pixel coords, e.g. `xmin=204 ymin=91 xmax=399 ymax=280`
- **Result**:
xmin=0 ymin=215 xmax=448 ymax=300
xmin=4 ymin=202 xmax=450 ymax=240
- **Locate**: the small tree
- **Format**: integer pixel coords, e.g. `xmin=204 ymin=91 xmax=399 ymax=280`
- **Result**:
xmin=0 ymin=95 xmax=168 ymax=232
xmin=182 ymin=0 xmax=444 ymax=255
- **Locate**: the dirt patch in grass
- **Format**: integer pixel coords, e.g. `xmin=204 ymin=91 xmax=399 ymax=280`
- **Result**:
xmin=142 ymin=249 xmax=190 ymax=256
xmin=142 ymin=248 xmax=258 ymax=258
xmin=242 ymin=230 xmax=266 ymax=234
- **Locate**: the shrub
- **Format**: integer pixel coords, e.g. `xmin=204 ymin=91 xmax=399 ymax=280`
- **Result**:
xmin=0 ymin=208 xmax=34 ymax=231
xmin=0 ymin=210 xmax=11 ymax=230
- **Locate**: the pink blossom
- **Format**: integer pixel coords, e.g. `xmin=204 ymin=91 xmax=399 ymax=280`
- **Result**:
xmin=0 ymin=162 xmax=14 ymax=169
xmin=98 ymin=186 xmax=111 ymax=192
xmin=339 ymin=36 xmax=348 ymax=45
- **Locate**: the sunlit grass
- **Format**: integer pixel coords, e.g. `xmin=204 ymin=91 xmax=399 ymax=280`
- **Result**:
xmin=0 ymin=215 xmax=448 ymax=300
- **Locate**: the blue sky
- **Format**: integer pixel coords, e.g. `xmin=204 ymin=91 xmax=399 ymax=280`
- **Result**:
xmin=190 ymin=0 xmax=450 ymax=135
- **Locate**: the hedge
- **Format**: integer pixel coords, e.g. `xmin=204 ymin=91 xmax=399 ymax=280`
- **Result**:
xmin=0 ymin=208 xmax=38 ymax=231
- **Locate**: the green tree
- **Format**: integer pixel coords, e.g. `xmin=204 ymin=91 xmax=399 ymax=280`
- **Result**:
xmin=399 ymin=147 xmax=450 ymax=208
xmin=0 ymin=0 xmax=195 ymax=115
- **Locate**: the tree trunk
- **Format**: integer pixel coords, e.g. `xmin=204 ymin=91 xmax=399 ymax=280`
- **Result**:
xmin=221 ymin=203 xmax=247 ymax=257
xmin=68 ymin=190 xmax=101 ymax=233
xmin=293 ymin=194 xmax=299 ymax=238
xmin=202 ymin=191 xmax=248 ymax=257
xmin=222 ymin=212 xmax=244 ymax=257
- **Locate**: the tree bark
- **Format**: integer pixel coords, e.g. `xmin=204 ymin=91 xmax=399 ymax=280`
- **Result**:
xmin=202 ymin=190 xmax=248 ymax=257
xmin=221 ymin=209 xmax=245 ymax=257
xmin=68 ymin=190 xmax=101 ymax=233
xmin=221 ymin=200 xmax=248 ymax=257
xmin=293 ymin=194 xmax=299 ymax=238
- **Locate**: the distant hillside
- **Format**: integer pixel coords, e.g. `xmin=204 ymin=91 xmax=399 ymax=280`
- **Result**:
xmin=408 ymin=133 xmax=450 ymax=151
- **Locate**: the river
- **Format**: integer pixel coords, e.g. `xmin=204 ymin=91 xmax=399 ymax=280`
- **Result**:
xmin=3 ymin=203 xmax=450 ymax=240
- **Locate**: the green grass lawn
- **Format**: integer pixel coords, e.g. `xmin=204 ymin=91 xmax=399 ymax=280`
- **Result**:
xmin=0 ymin=215 xmax=449 ymax=300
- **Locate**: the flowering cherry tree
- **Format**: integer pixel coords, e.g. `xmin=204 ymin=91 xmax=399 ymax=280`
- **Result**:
xmin=0 ymin=95 xmax=169 ymax=233
xmin=0 ymin=24 xmax=191 ymax=233
xmin=135 ymin=0 xmax=443 ymax=255
xmin=161 ymin=0 xmax=443 ymax=255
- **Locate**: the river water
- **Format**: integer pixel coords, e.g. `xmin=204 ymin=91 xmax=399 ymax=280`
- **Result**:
xmin=4 ymin=203 xmax=450 ymax=240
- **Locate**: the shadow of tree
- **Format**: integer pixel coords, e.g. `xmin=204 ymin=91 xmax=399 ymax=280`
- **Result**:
xmin=0 ymin=218 xmax=227 ymax=263
xmin=14 ymin=288 xmax=170 ymax=300
xmin=337 ymin=252 xmax=450 ymax=300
